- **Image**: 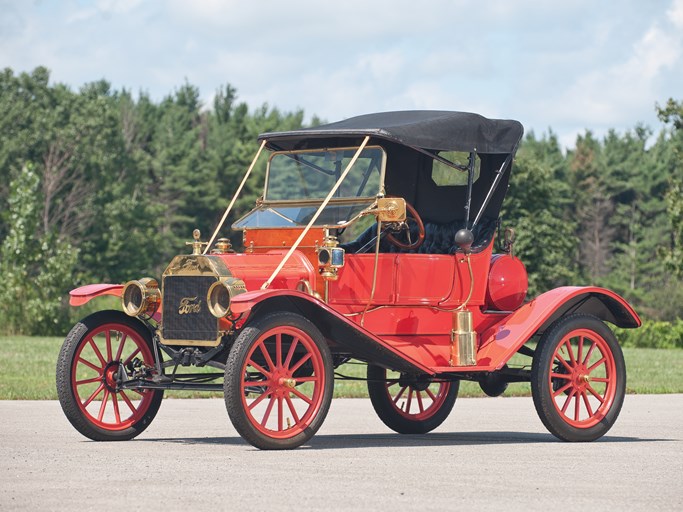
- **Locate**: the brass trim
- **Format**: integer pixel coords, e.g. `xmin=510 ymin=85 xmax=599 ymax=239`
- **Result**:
xmin=204 ymin=139 xmax=267 ymax=254
xmin=207 ymin=277 xmax=247 ymax=318
xmin=121 ymin=278 xmax=160 ymax=317
xmin=261 ymin=136 xmax=371 ymax=290
xmin=159 ymin=254 xmax=237 ymax=347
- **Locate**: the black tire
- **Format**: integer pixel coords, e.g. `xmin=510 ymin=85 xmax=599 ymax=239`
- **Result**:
xmin=531 ymin=314 xmax=626 ymax=442
xmin=56 ymin=310 xmax=163 ymax=441
xmin=367 ymin=365 xmax=459 ymax=434
xmin=224 ymin=312 xmax=334 ymax=450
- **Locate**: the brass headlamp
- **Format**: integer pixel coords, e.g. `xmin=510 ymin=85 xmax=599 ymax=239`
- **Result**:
xmin=207 ymin=277 xmax=247 ymax=318
xmin=121 ymin=277 xmax=161 ymax=317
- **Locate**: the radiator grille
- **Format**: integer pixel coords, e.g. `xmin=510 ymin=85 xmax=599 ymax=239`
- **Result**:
xmin=161 ymin=275 xmax=218 ymax=342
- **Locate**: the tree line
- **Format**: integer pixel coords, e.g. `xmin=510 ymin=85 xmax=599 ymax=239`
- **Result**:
xmin=0 ymin=67 xmax=681 ymax=336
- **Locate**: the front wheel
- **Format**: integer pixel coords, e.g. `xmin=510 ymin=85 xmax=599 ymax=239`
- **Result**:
xmin=56 ymin=310 xmax=164 ymax=441
xmin=224 ymin=312 xmax=334 ymax=450
xmin=367 ymin=365 xmax=459 ymax=434
xmin=531 ymin=314 xmax=626 ymax=442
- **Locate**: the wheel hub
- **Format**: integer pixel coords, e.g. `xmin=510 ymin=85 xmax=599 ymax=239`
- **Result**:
xmin=572 ymin=364 xmax=590 ymax=390
xmin=279 ymin=377 xmax=296 ymax=388
xmin=103 ymin=362 xmax=121 ymax=391
xmin=398 ymin=374 xmax=430 ymax=391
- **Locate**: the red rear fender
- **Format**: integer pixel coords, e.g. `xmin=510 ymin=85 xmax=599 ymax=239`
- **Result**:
xmin=477 ymin=286 xmax=640 ymax=370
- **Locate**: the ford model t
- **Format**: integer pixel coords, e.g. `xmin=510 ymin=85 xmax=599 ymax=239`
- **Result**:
xmin=57 ymin=111 xmax=640 ymax=449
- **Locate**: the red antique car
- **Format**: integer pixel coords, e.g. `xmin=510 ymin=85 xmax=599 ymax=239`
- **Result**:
xmin=56 ymin=111 xmax=640 ymax=449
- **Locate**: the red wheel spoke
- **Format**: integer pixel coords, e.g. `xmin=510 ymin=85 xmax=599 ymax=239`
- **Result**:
xmin=405 ymin=389 xmax=413 ymax=413
xmin=112 ymin=393 xmax=121 ymax=424
xmin=561 ymin=389 xmax=576 ymax=414
xmin=586 ymin=384 xmax=605 ymax=404
xmin=294 ymin=376 xmax=319 ymax=383
xmin=88 ymin=338 xmax=107 ymax=366
xmin=119 ymin=390 xmax=137 ymax=414
xmin=75 ymin=376 xmax=101 ymax=386
xmin=275 ymin=334 xmax=283 ymax=369
xmin=392 ymin=385 xmax=408 ymax=405
xmin=574 ymin=391 xmax=581 ymax=421
xmin=550 ymin=372 xmax=572 ymax=380
xmin=247 ymin=359 xmax=271 ymax=378
xmin=243 ymin=378 xmax=269 ymax=388
xmin=283 ymin=338 xmax=299 ymax=370
xmin=581 ymin=391 xmax=594 ymax=417
xmin=277 ymin=396 xmax=284 ymax=431
xmin=425 ymin=387 xmax=437 ymax=401
xmin=289 ymin=352 xmax=312 ymax=374
xmin=416 ymin=391 xmax=425 ymax=413
xmin=123 ymin=347 xmax=141 ymax=366
xmin=248 ymin=389 xmax=272 ymax=410
xmin=77 ymin=357 xmax=103 ymax=372
xmin=114 ymin=333 xmax=128 ymax=362
xmin=590 ymin=377 xmax=610 ymax=383
xmin=552 ymin=382 xmax=573 ymax=397
xmin=105 ymin=331 xmax=113 ymax=362
xmin=260 ymin=395 xmax=276 ymax=426
xmin=290 ymin=387 xmax=314 ymax=405
xmin=258 ymin=341 xmax=276 ymax=372
xmin=285 ymin=395 xmax=301 ymax=423
xmin=97 ymin=390 xmax=110 ymax=422
xmin=563 ymin=340 xmax=577 ymax=366
xmin=577 ymin=336 xmax=584 ymax=366
xmin=555 ymin=356 xmax=573 ymax=373
xmin=587 ymin=357 xmax=607 ymax=373
xmin=582 ymin=340 xmax=597 ymax=366
xmin=82 ymin=383 xmax=105 ymax=407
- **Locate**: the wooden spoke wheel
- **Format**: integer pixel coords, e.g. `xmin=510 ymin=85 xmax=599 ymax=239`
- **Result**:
xmin=531 ymin=314 xmax=626 ymax=442
xmin=56 ymin=311 xmax=163 ymax=441
xmin=367 ymin=365 xmax=459 ymax=434
xmin=224 ymin=312 xmax=333 ymax=450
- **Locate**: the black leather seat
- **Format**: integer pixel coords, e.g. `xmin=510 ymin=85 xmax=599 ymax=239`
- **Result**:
xmin=341 ymin=217 xmax=497 ymax=255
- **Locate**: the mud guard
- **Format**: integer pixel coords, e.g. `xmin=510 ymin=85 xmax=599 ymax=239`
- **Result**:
xmin=477 ymin=286 xmax=640 ymax=370
xmin=69 ymin=284 xmax=123 ymax=307
xmin=230 ymin=290 xmax=433 ymax=375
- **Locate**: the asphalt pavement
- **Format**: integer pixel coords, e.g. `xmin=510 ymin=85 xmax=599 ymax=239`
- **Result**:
xmin=1 ymin=395 xmax=681 ymax=511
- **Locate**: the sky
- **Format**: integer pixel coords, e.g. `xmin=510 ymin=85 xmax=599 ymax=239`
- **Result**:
xmin=1 ymin=0 xmax=682 ymax=149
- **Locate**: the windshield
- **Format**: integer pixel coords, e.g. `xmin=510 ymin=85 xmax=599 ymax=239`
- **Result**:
xmin=265 ymin=146 xmax=384 ymax=201
xmin=233 ymin=145 xmax=385 ymax=230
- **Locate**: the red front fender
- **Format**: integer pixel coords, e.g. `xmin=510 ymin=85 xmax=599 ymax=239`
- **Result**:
xmin=69 ymin=283 xmax=123 ymax=307
xmin=477 ymin=286 xmax=640 ymax=370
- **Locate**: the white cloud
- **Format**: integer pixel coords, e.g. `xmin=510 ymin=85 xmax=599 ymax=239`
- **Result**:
xmin=668 ymin=0 xmax=683 ymax=28
xmin=1 ymin=0 xmax=681 ymax=149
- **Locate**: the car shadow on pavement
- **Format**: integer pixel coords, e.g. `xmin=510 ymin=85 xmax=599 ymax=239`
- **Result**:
xmin=140 ymin=431 xmax=665 ymax=449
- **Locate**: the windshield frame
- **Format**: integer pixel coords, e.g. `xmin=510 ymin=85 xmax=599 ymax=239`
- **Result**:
xmin=263 ymin=144 xmax=387 ymax=203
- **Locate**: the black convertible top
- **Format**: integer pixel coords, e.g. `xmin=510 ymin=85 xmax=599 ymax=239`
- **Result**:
xmin=259 ymin=110 xmax=523 ymax=154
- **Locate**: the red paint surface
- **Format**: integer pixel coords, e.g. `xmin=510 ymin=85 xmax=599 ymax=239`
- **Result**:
xmin=69 ymin=284 xmax=124 ymax=306
xmin=485 ymin=254 xmax=528 ymax=311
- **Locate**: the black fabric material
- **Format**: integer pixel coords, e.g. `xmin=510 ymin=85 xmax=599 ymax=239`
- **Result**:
xmin=340 ymin=218 xmax=497 ymax=255
xmin=259 ymin=111 xmax=523 ymax=154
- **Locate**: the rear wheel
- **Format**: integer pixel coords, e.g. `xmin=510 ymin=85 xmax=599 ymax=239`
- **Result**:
xmin=367 ymin=365 xmax=459 ymax=434
xmin=224 ymin=312 xmax=334 ymax=450
xmin=531 ymin=314 xmax=625 ymax=442
xmin=56 ymin=310 xmax=163 ymax=441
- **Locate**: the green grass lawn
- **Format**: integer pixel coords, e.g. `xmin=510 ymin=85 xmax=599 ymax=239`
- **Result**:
xmin=1 ymin=336 xmax=681 ymax=400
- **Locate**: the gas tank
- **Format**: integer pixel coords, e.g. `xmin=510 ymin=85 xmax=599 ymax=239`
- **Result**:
xmin=485 ymin=254 xmax=528 ymax=311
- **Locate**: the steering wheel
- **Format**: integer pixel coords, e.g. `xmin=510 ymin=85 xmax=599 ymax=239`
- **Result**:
xmin=384 ymin=201 xmax=425 ymax=251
